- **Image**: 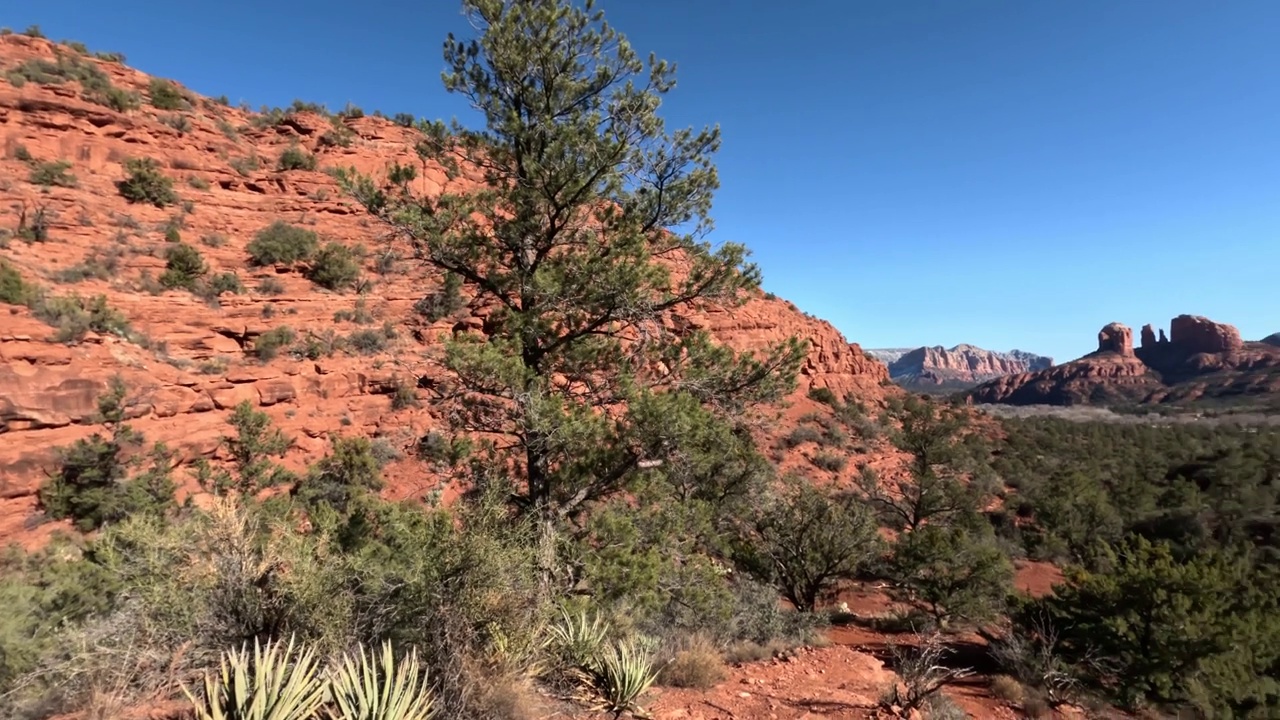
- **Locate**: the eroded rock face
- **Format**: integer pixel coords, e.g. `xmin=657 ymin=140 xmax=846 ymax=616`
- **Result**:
xmin=1097 ymin=323 xmax=1134 ymax=357
xmin=1141 ymin=324 xmax=1157 ymax=348
xmin=868 ymin=344 xmax=1052 ymax=389
xmin=1169 ymin=314 xmax=1243 ymax=354
xmin=969 ymin=316 xmax=1280 ymax=407
xmin=0 ymin=35 xmax=893 ymax=544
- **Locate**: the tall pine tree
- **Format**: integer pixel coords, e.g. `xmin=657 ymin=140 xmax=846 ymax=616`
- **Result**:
xmin=342 ymin=0 xmax=803 ymax=590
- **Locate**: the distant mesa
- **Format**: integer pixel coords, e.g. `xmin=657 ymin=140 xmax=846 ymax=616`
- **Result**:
xmin=867 ymin=344 xmax=1052 ymax=391
xmin=967 ymin=314 xmax=1280 ymax=408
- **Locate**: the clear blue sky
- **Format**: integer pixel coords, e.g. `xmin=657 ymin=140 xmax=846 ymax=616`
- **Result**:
xmin=12 ymin=1 xmax=1278 ymax=361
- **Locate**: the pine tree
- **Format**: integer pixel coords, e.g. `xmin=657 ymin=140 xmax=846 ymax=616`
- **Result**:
xmin=38 ymin=377 xmax=175 ymax=530
xmin=342 ymin=0 xmax=803 ymax=590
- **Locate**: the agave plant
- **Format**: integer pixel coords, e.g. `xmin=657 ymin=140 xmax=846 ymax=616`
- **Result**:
xmin=590 ymin=639 xmax=661 ymax=719
xmin=182 ymin=636 xmax=328 ymax=720
xmin=327 ymin=640 xmax=434 ymax=720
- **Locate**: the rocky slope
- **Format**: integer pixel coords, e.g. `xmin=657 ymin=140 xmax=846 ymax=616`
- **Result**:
xmin=866 ymin=344 xmax=1051 ymax=390
xmin=967 ymin=315 xmax=1280 ymax=407
xmin=0 ymin=34 xmax=894 ymax=544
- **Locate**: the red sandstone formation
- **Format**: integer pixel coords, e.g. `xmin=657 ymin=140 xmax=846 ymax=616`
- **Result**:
xmin=1097 ymin=322 xmax=1134 ymax=357
xmin=1141 ymin=324 xmax=1157 ymax=348
xmin=0 ymin=35 xmax=894 ymax=543
xmin=969 ymin=316 xmax=1280 ymax=407
xmin=1169 ymin=314 xmax=1243 ymax=354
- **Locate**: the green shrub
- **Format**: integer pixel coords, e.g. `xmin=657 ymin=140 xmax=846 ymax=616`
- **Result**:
xmin=319 ymin=116 xmax=354 ymax=148
xmin=0 ymin=260 xmax=32 ymax=304
xmin=390 ymin=378 xmax=419 ymax=410
xmin=11 ymin=143 xmax=32 ymax=162
xmin=159 ymin=242 xmax=208 ymax=290
xmin=294 ymin=436 xmax=384 ymax=516
xmin=294 ymin=329 xmax=343 ymax=359
xmin=37 ymin=378 xmax=176 ymax=531
xmin=148 ymin=78 xmax=187 ymax=110
xmin=253 ymin=326 xmax=295 ymax=362
xmin=229 ymin=154 xmax=260 ymax=176
xmin=413 ymin=272 xmax=464 ymax=321
xmin=0 ymin=539 xmax=121 ymax=691
xmin=94 ymin=50 xmax=126 ymax=63
xmin=258 ymin=277 xmax=286 ymax=296
xmin=333 ymin=299 xmax=374 ymax=324
xmin=277 ymin=145 xmax=316 ymax=171
xmin=116 ymin=157 xmax=179 ymax=207
xmin=731 ymin=478 xmax=881 ymax=612
xmin=415 ymin=431 xmax=472 ymax=467
xmin=187 ymin=175 xmax=211 ymax=190
xmin=807 ymin=386 xmax=838 ymax=405
xmin=206 ymin=272 xmax=244 ymax=296
xmin=305 ymin=242 xmax=360 ymax=290
xmin=54 ymin=248 xmax=122 ymax=283
xmin=23 ymin=24 xmax=45 ymax=38
xmin=810 ymin=451 xmax=846 ymax=473
xmin=29 ymin=160 xmax=77 ymax=188
xmin=347 ymin=328 xmax=387 ymax=355
xmin=393 ymin=112 xmax=416 ymax=128
xmin=247 ymin=221 xmax=318 ymax=266
xmin=97 ymin=84 xmax=140 ymax=111
xmin=889 ymin=524 xmax=1013 ymax=626
xmin=198 ymin=357 xmax=229 ymax=375
xmin=159 ymin=113 xmax=191 ymax=133
xmin=782 ymin=425 xmax=822 ymax=448
xmin=30 ymin=293 xmax=131 ymax=343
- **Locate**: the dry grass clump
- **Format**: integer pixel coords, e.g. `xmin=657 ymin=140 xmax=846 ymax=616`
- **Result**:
xmin=656 ymin=634 xmax=726 ymax=689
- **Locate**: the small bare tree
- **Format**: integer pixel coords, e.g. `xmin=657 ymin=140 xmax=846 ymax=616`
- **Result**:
xmin=880 ymin=631 xmax=973 ymax=717
xmin=989 ymin=609 xmax=1080 ymax=706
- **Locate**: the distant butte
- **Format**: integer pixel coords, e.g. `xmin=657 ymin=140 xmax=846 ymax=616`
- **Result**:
xmin=966 ymin=315 xmax=1280 ymax=407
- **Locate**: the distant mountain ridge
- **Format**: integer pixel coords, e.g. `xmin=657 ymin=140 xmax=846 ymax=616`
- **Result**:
xmin=867 ymin=344 xmax=1053 ymax=391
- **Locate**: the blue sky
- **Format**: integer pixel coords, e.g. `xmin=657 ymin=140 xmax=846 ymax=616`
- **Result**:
xmin=11 ymin=1 xmax=1278 ymax=361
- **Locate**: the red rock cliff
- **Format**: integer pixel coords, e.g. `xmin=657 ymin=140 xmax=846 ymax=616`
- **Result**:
xmin=867 ymin=344 xmax=1051 ymax=388
xmin=0 ymin=35 xmax=891 ymax=543
xmin=1169 ymin=314 xmax=1243 ymax=354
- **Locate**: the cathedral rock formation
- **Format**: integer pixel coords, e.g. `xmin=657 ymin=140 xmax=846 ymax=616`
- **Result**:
xmin=968 ymin=315 xmax=1280 ymax=407
xmin=1097 ymin=323 xmax=1134 ymax=356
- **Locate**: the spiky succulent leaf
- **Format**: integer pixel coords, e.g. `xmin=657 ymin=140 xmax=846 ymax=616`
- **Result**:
xmin=327 ymin=640 xmax=435 ymax=720
xmin=182 ymin=636 xmax=327 ymax=720
xmin=591 ymin=639 xmax=660 ymax=718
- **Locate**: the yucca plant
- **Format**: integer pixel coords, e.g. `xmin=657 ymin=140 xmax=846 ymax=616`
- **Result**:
xmin=327 ymin=640 xmax=435 ymax=720
xmin=547 ymin=605 xmax=610 ymax=673
xmin=182 ymin=636 xmax=328 ymax=720
xmin=590 ymin=640 xmax=661 ymax=719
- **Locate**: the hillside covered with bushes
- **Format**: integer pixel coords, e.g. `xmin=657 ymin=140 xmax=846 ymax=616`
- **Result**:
xmin=2 ymin=4 xmax=1278 ymax=720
